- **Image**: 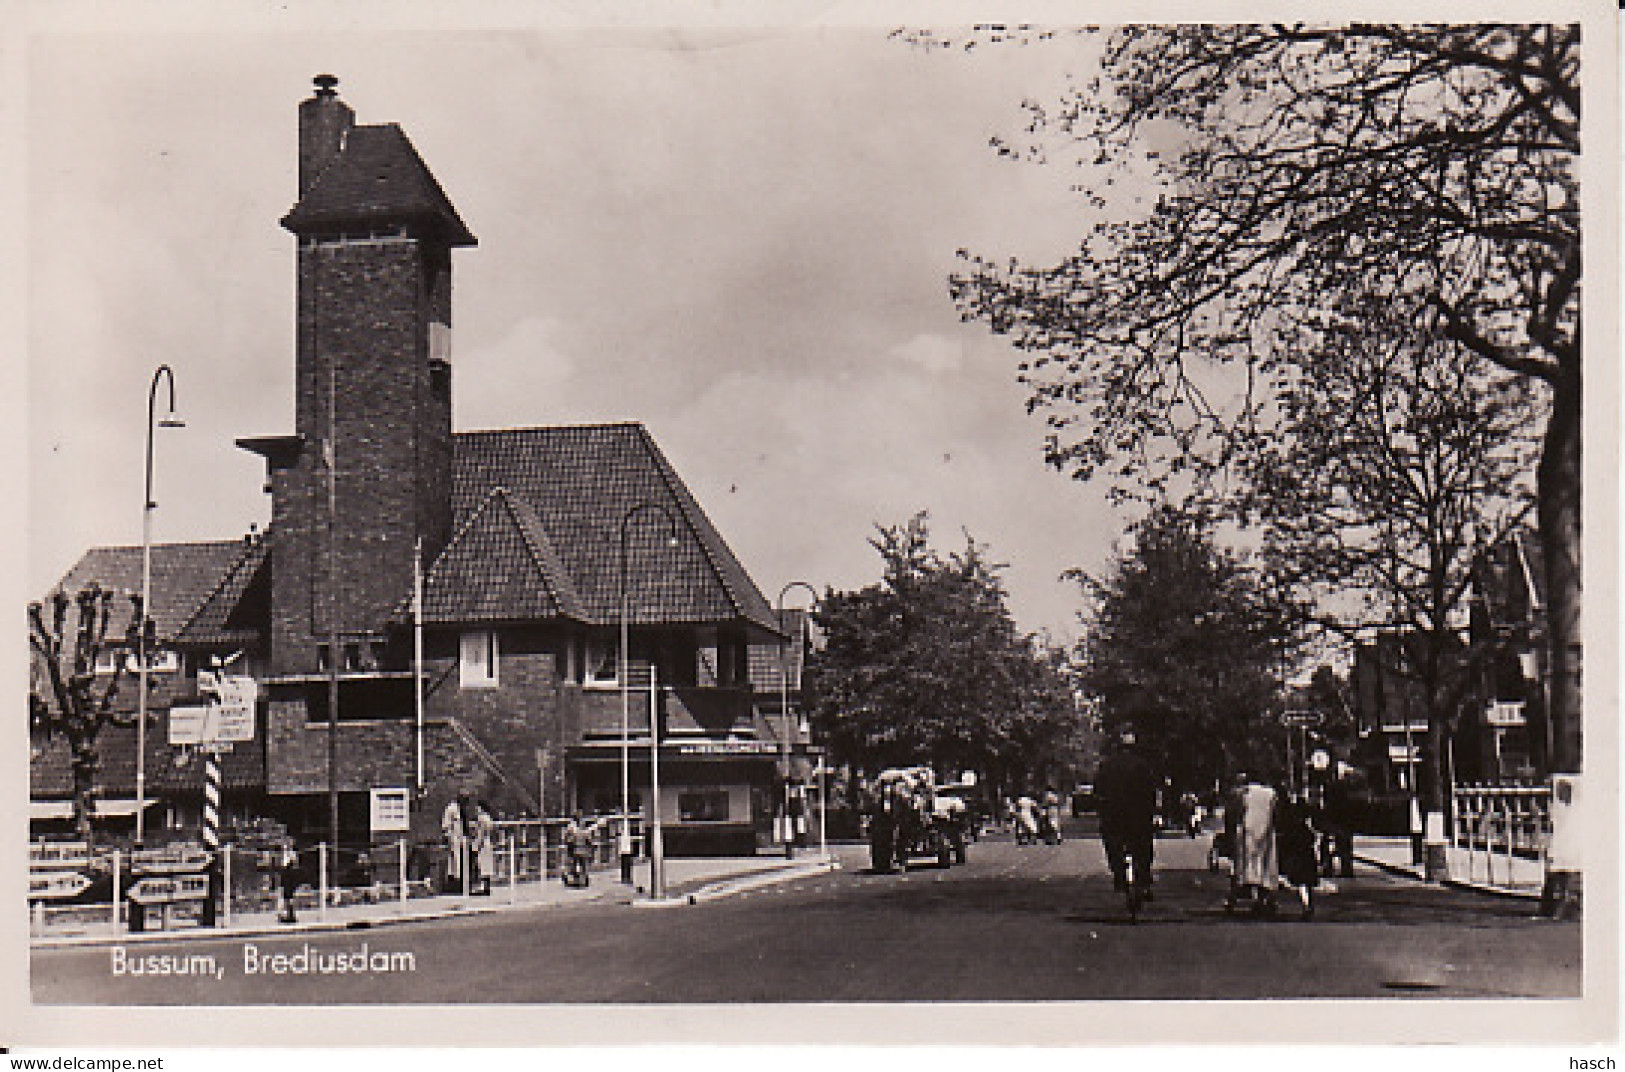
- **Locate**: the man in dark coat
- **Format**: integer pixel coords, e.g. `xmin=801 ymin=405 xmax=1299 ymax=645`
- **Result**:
xmin=1095 ymin=729 xmax=1160 ymax=898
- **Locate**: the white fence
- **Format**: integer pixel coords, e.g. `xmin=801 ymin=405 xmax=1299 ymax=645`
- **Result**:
xmin=1451 ymin=784 xmax=1550 ymax=890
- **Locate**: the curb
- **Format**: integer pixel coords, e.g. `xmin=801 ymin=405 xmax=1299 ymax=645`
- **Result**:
xmin=674 ymin=857 xmax=841 ymax=905
xmin=1354 ymin=853 xmax=1543 ymax=903
xmin=28 ymin=892 xmax=601 ymax=950
xmin=31 ymin=859 xmax=845 ymax=948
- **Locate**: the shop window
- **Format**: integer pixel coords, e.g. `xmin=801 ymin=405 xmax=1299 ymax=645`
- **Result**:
xmin=677 ymin=789 xmax=730 ymax=823
xmin=460 ymin=630 xmax=499 ymax=688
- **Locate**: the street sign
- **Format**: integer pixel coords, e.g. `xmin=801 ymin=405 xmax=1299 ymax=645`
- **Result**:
xmin=132 ymin=844 xmax=212 ymax=874
xmin=29 ymin=841 xmax=91 ymax=870
xmin=29 ymin=872 xmax=92 ymax=900
xmin=169 ymin=705 xmax=211 ymax=745
xmin=370 ymin=787 xmax=412 ymax=833
xmin=1281 ymin=710 xmax=1324 ymax=728
xmin=198 ymin=671 xmax=257 ymax=743
xmin=128 ymin=874 xmax=210 ymax=905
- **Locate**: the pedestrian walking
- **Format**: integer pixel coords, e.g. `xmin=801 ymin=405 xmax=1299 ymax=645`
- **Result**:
xmin=441 ymin=791 xmax=471 ymax=894
xmin=1226 ymin=772 xmax=1279 ymax=917
xmin=1095 ymin=730 xmax=1159 ymax=901
xmin=276 ymin=841 xmax=301 ymax=924
xmin=563 ymin=810 xmax=598 ymax=887
xmin=1041 ymin=788 xmax=1064 ymax=844
xmin=1014 ymin=792 xmax=1040 ymax=845
xmin=472 ymin=799 xmax=497 ymax=896
xmin=1318 ymin=767 xmax=1360 ymax=879
xmin=1276 ymin=792 xmax=1320 ymax=920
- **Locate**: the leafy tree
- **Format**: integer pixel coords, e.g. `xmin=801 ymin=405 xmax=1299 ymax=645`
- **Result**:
xmin=937 ymin=24 xmax=1582 ymax=773
xmin=29 ymin=585 xmax=146 ymax=842
xmin=1245 ymin=295 xmax=1542 ymax=815
xmin=805 ymin=513 xmax=1077 ymax=791
xmin=1075 ymin=505 xmax=1301 ymax=793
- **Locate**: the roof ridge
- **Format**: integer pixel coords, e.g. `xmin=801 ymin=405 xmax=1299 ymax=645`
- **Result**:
xmin=494 ymin=489 xmax=582 ymax=619
xmin=415 ymin=484 xmax=508 ymax=608
xmin=454 ymin=421 xmax=643 ymax=439
xmin=174 ymin=537 xmax=265 ymax=639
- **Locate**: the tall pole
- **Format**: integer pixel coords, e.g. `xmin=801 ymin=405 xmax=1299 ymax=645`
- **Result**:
xmin=649 ymin=663 xmax=666 ymax=899
xmin=776 ymin=582 xmax=818 ymax=860
xmin=413 ymin=536 xmax=425 ymax=794
xmin=326 ymin=361 xmax=341 ymax=853
xmin=137 ymin=365 xmax=183 ymax=848
xmin=618 ymin=502 xmax=679 ymax=895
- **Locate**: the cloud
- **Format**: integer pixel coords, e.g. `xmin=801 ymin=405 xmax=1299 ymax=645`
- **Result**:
xmin=888 ymin=333 xmax=963 ymax=376
xmin=454 ymin=316 xmax=583 ymax=430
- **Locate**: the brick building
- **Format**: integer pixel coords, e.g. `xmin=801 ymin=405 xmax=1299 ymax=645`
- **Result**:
xmin=31 ymin=77 xmax=803 ymax=855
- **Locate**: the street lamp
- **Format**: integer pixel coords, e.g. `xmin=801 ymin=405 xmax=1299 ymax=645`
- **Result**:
xmin=619 ymin=502 xmax=679 ymax=898
xmin=776 ymin=582 xmax=818 ymax=860
xmin=136 ymin=365 xmax=184 ymax=848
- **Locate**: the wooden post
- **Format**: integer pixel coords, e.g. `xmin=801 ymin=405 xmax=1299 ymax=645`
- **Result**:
xmin=399 ymin=838 xmax=409 ymax=913
xmin=318 ymin=842 xmax=329 ymax=922
xmin=111 ymin=849 xmax=122 ymax=935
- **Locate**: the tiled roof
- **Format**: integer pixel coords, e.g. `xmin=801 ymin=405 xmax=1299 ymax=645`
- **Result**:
xmin=447 ymin=424 xmax=781 ymax=636
xmin=42 ymin=541 xmax=252 ymax=644
xmin=176 ymin=535 xmax=271 ymax=646
xmin=281 ymin=124 xmax=476 ymax=247
xmin=417 ymin=487 xmax=584 ymax=623
xmin=32 ymin=716 xmax=267 ymax=796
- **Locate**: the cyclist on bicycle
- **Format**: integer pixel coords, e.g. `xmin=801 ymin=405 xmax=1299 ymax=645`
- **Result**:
xmin=563 ymin=810 xmax=598 ymax=887
xmin=1095 ymin=728 xmax=1159 ymax=903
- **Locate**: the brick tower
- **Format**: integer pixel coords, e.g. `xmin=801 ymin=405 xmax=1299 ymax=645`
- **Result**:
xmin=242 ymin=75 xmax=476 ymax=676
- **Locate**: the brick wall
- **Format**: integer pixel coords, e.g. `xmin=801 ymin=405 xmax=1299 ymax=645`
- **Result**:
xmin=265 ymin=629 xmax=582 ymax=838
xmin=271 ymin=235 xmax=453 ymax=674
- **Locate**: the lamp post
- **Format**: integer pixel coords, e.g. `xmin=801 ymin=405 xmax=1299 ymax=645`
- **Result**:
xmin=619 ymin=502 xmax=679 ymax=898
xmin=136 ymin=365 xmax=184 ymax=848
xmin=776 ymin=582 xmax=818 ymax=860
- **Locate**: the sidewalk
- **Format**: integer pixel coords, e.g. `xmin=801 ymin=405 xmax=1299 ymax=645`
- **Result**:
xmin=1353 ymin=835 xmax=1546 ymax=901
xmin=30 ymin=851 xmax=844 ymax=949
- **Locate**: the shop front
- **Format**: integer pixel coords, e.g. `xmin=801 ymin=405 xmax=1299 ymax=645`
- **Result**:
xmin=567 ymin=739 xmax=786 ymax=856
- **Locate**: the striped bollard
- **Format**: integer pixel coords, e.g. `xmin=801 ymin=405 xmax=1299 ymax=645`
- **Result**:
xmin=201 ymin=748 xmax=221 ymax=926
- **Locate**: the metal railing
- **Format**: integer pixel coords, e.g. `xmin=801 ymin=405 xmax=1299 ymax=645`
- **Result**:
xmin=1451 ymin=783 xmax=1550 ymax=889
xmin=28 ymin=813 xmax=645 ymax=939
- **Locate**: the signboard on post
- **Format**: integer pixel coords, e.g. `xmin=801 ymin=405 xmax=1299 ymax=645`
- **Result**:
xmin=197 ymin=671 xmax=257 ymax=743
xmin=128 ymin=873 xmax=210 ymax=905
xmin=370 ymin=787 xmax=412 ymax=834
xmin=1281 ymin=710 xmax=1324 ymax=728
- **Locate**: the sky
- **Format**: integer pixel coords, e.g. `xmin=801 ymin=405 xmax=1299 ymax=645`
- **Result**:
xmin=24 ymin=15 xmax=1142 ymax=642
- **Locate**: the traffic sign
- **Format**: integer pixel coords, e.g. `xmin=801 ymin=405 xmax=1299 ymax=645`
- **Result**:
xmin=128 ymin=874 xmax=209 ymax=905
xmin=132 ymin=844 xmax=212 ymax=874
xmin=1281 ymin=710 xmax=1324 ymax=728
xmin=29 ymin=841 xmax=91 ymax=870
xmin=30 ymin=872 xmax=92 ymax=900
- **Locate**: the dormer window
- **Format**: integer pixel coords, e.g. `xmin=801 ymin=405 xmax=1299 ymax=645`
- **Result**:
xmin=460 ymin=629 xmax=499 ymax=688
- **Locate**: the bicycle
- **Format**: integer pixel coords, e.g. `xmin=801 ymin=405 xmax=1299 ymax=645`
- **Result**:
xmin=562 ymin=850 xmax=590 ymax=888
xmin=1122 ymin=851 xmax=1143 ymax=922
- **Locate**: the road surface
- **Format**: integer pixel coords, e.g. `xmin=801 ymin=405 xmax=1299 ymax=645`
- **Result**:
xmin=32 ymin=829 xmax=1580 ymax=1003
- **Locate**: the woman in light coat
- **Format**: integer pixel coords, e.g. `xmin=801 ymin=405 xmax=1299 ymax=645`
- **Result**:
xmin=442 ymin=792 xmax=470 ymax=894
xmin=1226 ymin=773 xmax=1279 ymax=916
xmin=473 ymin=800 xmax=498 ymax=895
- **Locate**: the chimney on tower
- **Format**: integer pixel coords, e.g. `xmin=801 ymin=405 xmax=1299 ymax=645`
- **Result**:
xmin=298 ymin=74 xmax=354 ymax=198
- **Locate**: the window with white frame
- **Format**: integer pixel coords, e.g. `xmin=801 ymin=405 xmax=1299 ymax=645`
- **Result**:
xmin=96 ymin=648 xmax=180 ymax=675
xmin=460 ymin=630 xmax=499 ymax=688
